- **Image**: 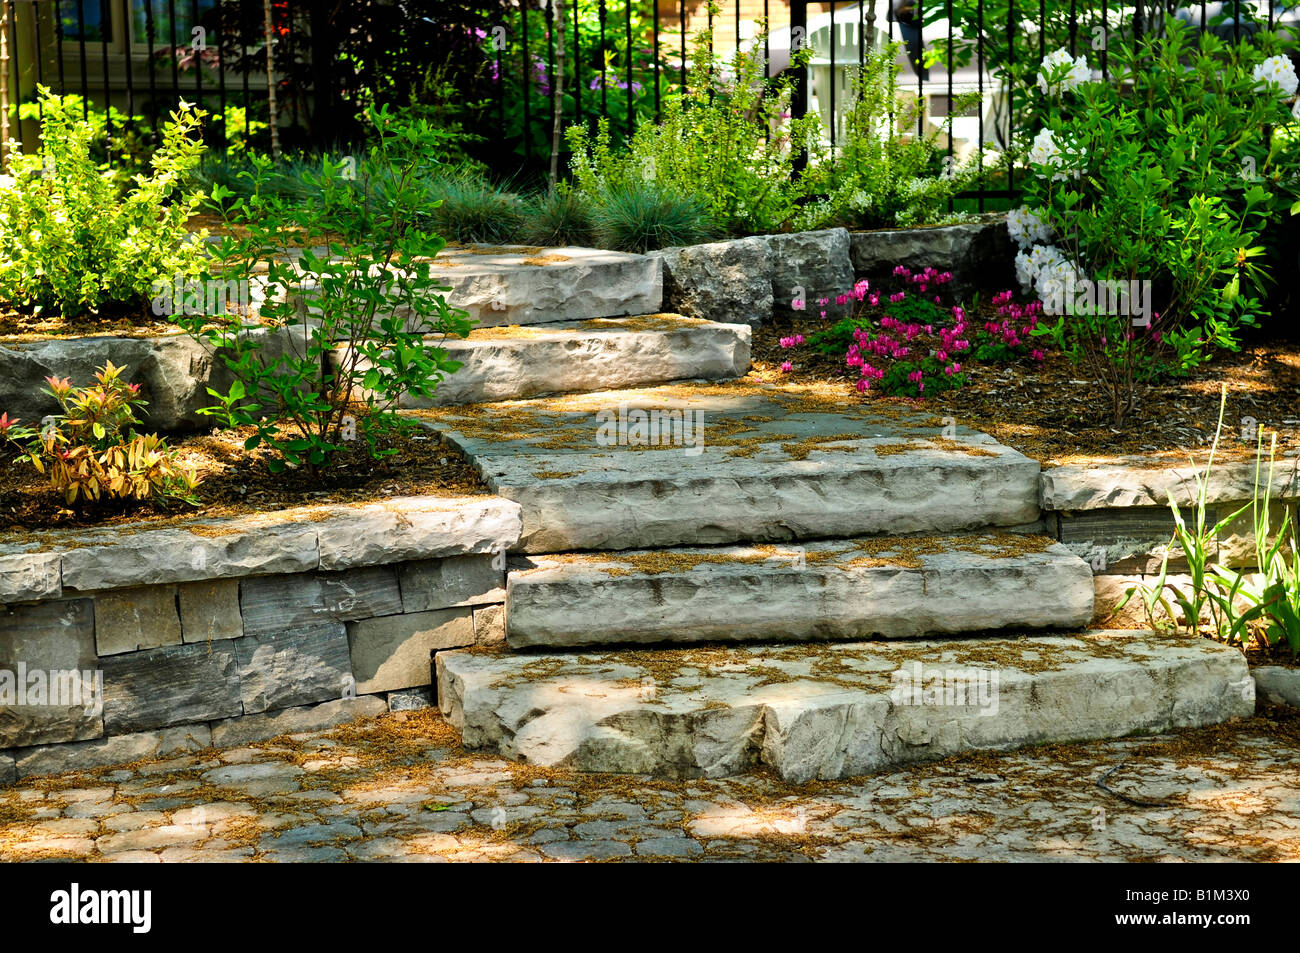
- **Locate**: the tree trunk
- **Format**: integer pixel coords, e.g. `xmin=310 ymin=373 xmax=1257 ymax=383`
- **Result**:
xmin=0 ymin=1 xmax=10 ymax=173
xmin=264 ymin=0 xmax=281 ymax=159
xmin=549 ymin=0 xmax=567 ymax=191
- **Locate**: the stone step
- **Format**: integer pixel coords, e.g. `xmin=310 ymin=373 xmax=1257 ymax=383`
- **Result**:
xmin=435 ymin=631 xmax=1253 ymax=781
xmin=340 ymin=315 xmax=750 ymax=407
xmin=421 ymin=245 xmax=661 ymax=327
xmin=503 ymin=535 xmax=1094 ymax=649
xmin=415 ymin=382 xmax=1043 ymax=552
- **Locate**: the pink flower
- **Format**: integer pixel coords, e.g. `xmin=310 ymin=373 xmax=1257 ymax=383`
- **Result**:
xmin=780 ymin=361 xmax=794 ymax=373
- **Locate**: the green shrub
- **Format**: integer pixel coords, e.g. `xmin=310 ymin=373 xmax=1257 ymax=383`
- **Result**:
xmin=1017 ymin=21 xmax=1300 ymax=423
xmin=797 ymin=43 xmax=986 ymax=230
xmin=520 ymin=185 xmax=596 ymax=248
xmin=18 ymin=94 xmax=156 ymax=191
xmin=0 ymin=87 xmax=208 ymax=318
xmin=590 ymin=180 xmax=712 ymax=252
xmin=182 ymin=104 xmax=473 ymax=473
xmin=567 ymin=4 xmax=818 ymax=236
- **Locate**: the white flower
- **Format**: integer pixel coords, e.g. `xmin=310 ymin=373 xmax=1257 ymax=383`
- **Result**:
xmin=1029 ymin=128 xmax=1063 ymax=169
xmin=1037 ymin=48 xmax=1092 ymax=94
xmin=1013 ymin=243 xmax=1090 ymax=303
xmin=1014 ymin=249 xmax=1038 ymax=293
xmin=1253 ymin=55 xmax=1299 ymax=99
xmin=1006 ymin=205 xmax=1052 ymax=248
xmin=1015 ymin=243 xmax=1064 ymax=294
xmin=1037 ymin=256 xmax=1085 ymax=306
xmin=1028 ymin=128 xmax=1085 ymax=181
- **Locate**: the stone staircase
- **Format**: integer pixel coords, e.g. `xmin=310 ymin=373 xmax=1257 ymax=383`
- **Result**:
xmin=410 ymin=250 xmax=1252 ymax=781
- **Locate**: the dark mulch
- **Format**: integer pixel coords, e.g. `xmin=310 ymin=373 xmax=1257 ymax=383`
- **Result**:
xmin=753 ymin=313 xmax=1300 ymax=466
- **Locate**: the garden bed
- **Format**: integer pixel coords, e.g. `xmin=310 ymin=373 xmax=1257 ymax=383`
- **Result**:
xmin=754 ymin=323 xmax=1300 ymax=466
xmin=0 ymin=425 xmax=487 ymax=533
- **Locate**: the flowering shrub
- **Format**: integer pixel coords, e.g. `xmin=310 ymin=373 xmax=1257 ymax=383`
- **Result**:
xmin=788 ymin=267 xmax=1044 ymax=398
xmin=1012 ymin=21 xmax=1300 ymax=424
xmin=0 ymin=362 xmax=200 ymax=507
xmin=1036 ymin=48 xmax=1092 ymax=94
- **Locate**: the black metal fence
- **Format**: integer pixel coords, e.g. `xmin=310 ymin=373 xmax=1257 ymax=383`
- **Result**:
xmin=1 ymin=1 xmax=1296 ymax=201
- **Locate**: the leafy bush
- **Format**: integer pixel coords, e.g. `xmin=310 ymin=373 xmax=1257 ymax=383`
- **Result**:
xmin=792 ymin=268 xmax=1044 ymax=398
xmin=590 ymin=180 xmax=712 ymax=253
xmin=797 ymin=43 xmax=986 ymax=230
xmin=0 ymin=87 xmax=208 ymax=318
xmin=519 ymin=185 xmax=595 ymax=247
xmin=1014 ymin=23 xmax=1300 ymax=424
xmin=182 ymin=104 xmax=472 ymax=472
xmin=567 ymin=5 xmax=819 ymax=237
xmin=18 ymin=94 xmax=156 ymax=190
xmin=0 ymin=362 xmax=201 ymax=507
xmin=378 ymin=76 xmax=489 ymax=173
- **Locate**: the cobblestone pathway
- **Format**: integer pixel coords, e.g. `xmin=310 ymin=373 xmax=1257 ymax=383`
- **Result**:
xmin=2 ymin=709 xmax=1298 ymax=863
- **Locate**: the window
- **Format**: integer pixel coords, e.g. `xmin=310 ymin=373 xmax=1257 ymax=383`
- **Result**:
xmin=130 ymin=0 xmax=218 ymax=48
xmin=57 ymin=0 xmax=112 ymax=42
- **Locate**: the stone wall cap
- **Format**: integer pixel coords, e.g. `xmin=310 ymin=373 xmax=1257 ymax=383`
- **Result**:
xmin=1040 ymin=454 xmax=1300 ymax=511
xmin=0 ymin=494 xmax=522 ymax=599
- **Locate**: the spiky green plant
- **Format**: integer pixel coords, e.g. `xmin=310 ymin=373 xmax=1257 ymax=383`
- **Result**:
xmin=424 ymin=171 xmax=525 ymax=245
xmin=590 ymin=181 xmax=712 ymax=253
xmin=520 ymin=185 xmax=595 ymax=248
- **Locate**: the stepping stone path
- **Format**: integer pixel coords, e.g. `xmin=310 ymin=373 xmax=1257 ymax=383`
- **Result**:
xmin=406 ymin=249 xmax=1253 ymax=780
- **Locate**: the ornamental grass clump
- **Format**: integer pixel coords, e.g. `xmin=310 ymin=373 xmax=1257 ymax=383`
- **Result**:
xmin=519 ymin=185 xmax=596 ymax=247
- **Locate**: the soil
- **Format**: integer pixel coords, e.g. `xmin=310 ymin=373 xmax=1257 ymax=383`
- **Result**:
xmin=0 ymin=424 xmax=489 ymax=533
xmin=753 ymin=316 xmax=1300 ymax=466
xmin=0 ymin=303 xmax=179 ymax=341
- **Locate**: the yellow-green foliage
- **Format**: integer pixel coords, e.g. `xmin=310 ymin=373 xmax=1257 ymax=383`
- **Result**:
xmin=0 ymin=87 xmax=208 ymax=317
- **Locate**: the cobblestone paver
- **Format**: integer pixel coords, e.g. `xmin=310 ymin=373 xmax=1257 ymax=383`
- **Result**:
xmin=2 ymin=708 xmax=1298 ymax=862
